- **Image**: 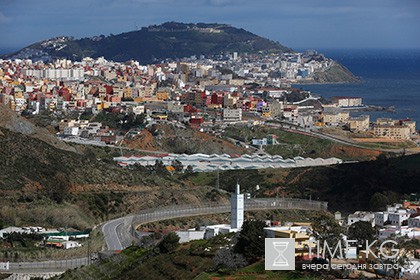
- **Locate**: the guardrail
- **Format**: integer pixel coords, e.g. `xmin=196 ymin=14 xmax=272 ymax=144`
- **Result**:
xmin=131 ymin=198 xmax=327 ymax=230
xmin=1 ymin=258 xmax=89 ymax=272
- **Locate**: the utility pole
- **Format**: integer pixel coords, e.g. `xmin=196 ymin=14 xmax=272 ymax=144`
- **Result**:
xmin=216 ymin=167 xmax=220 ymax=190
xmin=87 ymin=239 xmax=91 ymax=265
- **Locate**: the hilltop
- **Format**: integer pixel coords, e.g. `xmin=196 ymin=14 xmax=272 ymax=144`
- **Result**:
xmin=3 ymin=22 xmax=292 ymax=63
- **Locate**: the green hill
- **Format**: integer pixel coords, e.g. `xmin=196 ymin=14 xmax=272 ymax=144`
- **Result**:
xmin=4 ymin=22 xmax=292 ymax=63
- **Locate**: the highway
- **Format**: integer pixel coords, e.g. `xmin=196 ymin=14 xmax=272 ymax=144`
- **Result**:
xmin=102 ymin=216 xmax=135 ymax=251
xmin=101 ymin=197 xmax=327 ymax=251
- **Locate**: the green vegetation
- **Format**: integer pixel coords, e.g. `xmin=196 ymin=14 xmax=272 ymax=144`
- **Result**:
xmin=311 ymin=213 xmax=345 ymax=257
xmin=234 ymin=220 xmax=266 ymax=263
xmin=198 ymin=261 xmax=321 ymax=280
xmin=285 ymin=154 xmax=420 ymax=212
xmin=158 ymin=232 xmax=180 ymax=253
xmin=223 ymin=125 xmax=378 ymax=160
xmin=11 ymin=22 xmax=292 ymax=63
xmin=0 ymin=128 xmax=147 ymax=191
xmin=0 ymin=128 xmax=213 ymax=230
xmin=57 ymin=233 xmax=236 ymax=280
xmin=57 ymin=229 xmax=325 ymax=280
xmin=92 ymin=111 xmax=145 ymax=131
xmin=347 ymin=221 xmax=376 ymax=247
xmin=358 ymin=141 xmax=417 ymax=150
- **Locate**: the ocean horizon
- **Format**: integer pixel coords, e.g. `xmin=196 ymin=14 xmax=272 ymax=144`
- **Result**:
xmin=295 ymin=48 xmax=420 ymax=128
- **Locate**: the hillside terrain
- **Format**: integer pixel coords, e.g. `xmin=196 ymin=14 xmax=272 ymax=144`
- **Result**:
xmin=124 ymin=123 xmax=247 ymax=154
xmin=0 ymin=104 xmax=75 ymax=152
xmin=3 ymin=22 xmax=291 ymax=64
xmin=56 ymin=233 xmax=321 ymax=280
xmin=311 ymin=61 xmax=361 ymax=83
xmin=0 ymin=128 xmax=226 ymax=228
xmin=223 ymin=125 xmax=382 ymax=161
xmin=0 ymin=106 xmax=228 ymax=230
xmin=1 ymin=106 xmax=418 ymax=229
xmin=185 ymin=153 xmax=420 ymax=213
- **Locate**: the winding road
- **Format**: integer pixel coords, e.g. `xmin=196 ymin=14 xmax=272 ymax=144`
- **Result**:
xmin=101 ymin=197 xmax=328 ymax=251
xmin=1 ymin=198 xmax=326 ymax=274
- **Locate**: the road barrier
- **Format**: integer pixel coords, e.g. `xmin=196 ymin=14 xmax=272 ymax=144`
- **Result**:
xmin=130 ymin=198 xmax=327 ymax=241
xmin=4 ymin=258 xmax=88 ymax=272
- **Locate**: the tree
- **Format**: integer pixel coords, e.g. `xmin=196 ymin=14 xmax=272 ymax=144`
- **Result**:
xmin=171 ymin=159 xmax=184 ymax=173
xmin=153 ymin=160 xmax=169 ymax=176
xmin=121 ymin=112 xmax=145 ymax=130
xmin=213 ymin=247 xmax=247 ymax=270
xmin=158 ymin=232 xmax=180 ymax=253
xmin=185 ymin=165 xmax=194 ymax=174
xmin=311 ymin=214 xmax=345 ymax=260
xmin=234 ymin=220 xmax=266 ymax=262
xmin=348 ymin=221 xmax=376 ymax=248
xmin=45 ymin=172 xmax=70 ymax=203
xmin=369 ymin=192 xmax=389 ymax=211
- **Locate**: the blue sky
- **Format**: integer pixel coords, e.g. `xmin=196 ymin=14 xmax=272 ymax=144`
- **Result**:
xmin=0 ymin=0 xmax=419 ymax=52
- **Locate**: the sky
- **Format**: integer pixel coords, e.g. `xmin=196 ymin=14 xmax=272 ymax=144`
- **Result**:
xmin=0 ymin=0 xmax=419 ymax=53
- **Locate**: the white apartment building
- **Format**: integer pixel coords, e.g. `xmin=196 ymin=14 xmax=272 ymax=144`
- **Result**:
xmin=223 ymin=108 xmax=242 ymax=122
xmin=374 ymin=212 xmax=389 ymax=227
xmin=348 ymin=115 xmax=370 ymax=131
xmin=388 ymin=211 xmax=411 ymax=226
xmin=63 ymin=126 xmax=79 ymax=136
xmin=375 ymin=204 xmax=412 ymax=227
xmin=22 ymin=68 xmax=85 ymax=80
xmin=408 ymin=216 xmax=420 ymax=228
xmin=331 ymin=96 xmax=363 ymax=107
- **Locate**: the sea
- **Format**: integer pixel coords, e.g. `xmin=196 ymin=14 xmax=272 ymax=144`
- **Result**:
xmin=294 ymin=49 xmax=420 ymax=129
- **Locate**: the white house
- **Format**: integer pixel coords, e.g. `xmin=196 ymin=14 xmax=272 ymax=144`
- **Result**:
xmin=388 ymin=210 xmax=411 ymax=226
xmin=374 ymin=212 xmax=389 ymax=227
xmin=63 ymin=126 xmax=79 ymax=136
xmin=62 ymin=241 xmax=82 ymax=249
xmin=347 ymin=211 xmax=375 ymax=226
xmin=408 ymin=216 xmax=420 ymax=228
xmin=379 ymin=226 xmax=420 ymax=240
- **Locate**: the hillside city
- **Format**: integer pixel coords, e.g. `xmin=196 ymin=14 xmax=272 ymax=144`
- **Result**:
xmin=0 ymin=52 xmax=418 ymax=150
xmin=0 ymin=50 xmax=420 ymax=279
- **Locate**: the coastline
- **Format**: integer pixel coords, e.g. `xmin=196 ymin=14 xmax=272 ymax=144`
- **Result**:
xmin=293 ymin=79 xmax=363 ymax=86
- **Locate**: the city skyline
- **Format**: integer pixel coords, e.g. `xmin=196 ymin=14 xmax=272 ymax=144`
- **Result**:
xmin=1 ymin=0 xmax=420 ymax=54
